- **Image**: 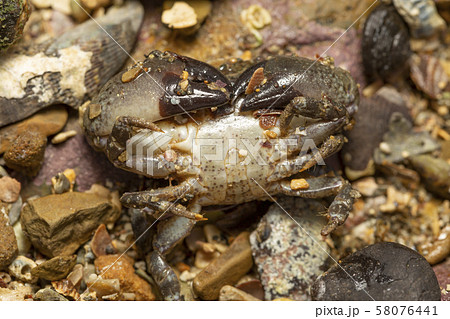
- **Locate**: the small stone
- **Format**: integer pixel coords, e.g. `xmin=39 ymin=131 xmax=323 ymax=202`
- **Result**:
xmin=31 ymin=255 xmax=77 ymax=281
xmin=8 ymin=196 xmax=22 ymax=225
xmin=85 ymin=275 xmax=120 ymax=298
xmin=34 ymin=288 xmax=68 ymax=301
xmin=4 ymin=130 xmax=47 ymax=176
xmin=433 ymin=258 xmax=450 ymax=301
xmin=13 ymin=222 xmax=30 ymax=255
xmin=195 ymin=249 xmax=220 ymax=269
xmin=0 ymin=177 xmax=21 ymax=203
xmin=0 ymin=205 xmax=18 ymax=269
xmin=91 ymin=224 xmax=116 ymax=257
xmin=352 ymin=177 xmax=378 ymax=197
xmin=409 ymin=155 xmax=450 ymax=199
xmin=51 ymin=130 xmax=77 ymax=144
xmin=290 ymin=178 xmax=310 ymax=190
xmin=8 ymin=256 xmax=37 ymax=283
xmin=219 ymin=285 xmax=261 ymax=301
xmin=193 ymin=231 xmax=253 ymax=300
xmin=51 ymin=172 xmax=71 ymax=194
xmin=0 ymin=106 xmax=68 ymax=154
xmin=67 ymin=264 xmax=83 ymax=288
xmin=250 ymin=197 xmax=330 ymax=301
xmin=162 ymin=1 xmax=198 ymax=29
xmin=95 ymin=254 xmax=155 ymax=301
xmin=311 ymin=242 xmax=442 ymax=301
xmin=21 ymin=192 xmax=121 ymax=257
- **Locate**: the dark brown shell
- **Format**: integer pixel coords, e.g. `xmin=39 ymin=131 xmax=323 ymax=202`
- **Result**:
xmin=362 ymin=4 xmax=411 ymax=83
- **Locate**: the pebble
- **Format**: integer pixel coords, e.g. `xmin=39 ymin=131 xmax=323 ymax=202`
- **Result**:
xmin=13 ymin=222 xmax=31 ymax=255
xmin=20 ymin=191 xmax=121 ymax=257
xmin=236 ymin=278 xmax=265 ymax=300
xmin=4 ymin=130 xmax=47 ymax=176
xmin=51 ymin=172 xmax=71 ymax=194
xmin=0 ymin=106 xmax=68 ymax=154
xmin=94 ymin=254 xmax=155 ymax=301
xmin=250 ymin=197 xmax=330 ymax=300
xmin=410 ymin=54 xmax=449 ymax=99
xmin=311 ymin=242 xmax=442 ymax=301
xmin=409 ymin=154 xmax=450 ymax=199
xmin=91 ymin=224 xmax=116 ymax=257
xmin=8 ymin=196 xmax=22 ymax=225
xmin=52 ymin=278 xmax=80 ymax=300
xmin=0 ymin=205 xmax=18 ymax=269
xmin=219 ymin=285 xmax=261 ymax=301
xmin=193 ymin=231 xmax=253 ymax=300
xmin=31 ymin=255 xmax=77 ymax=281
xmin=85 ymin=274 xmax=120 ymax=299
xmin=8 ymin=256 xmax=37 ymax=283
xmin=34 ymin=288 xmax=68 ymax=301
xmin=0 ymin=0 xmax=31 ymax=51
xmin=0 ymin=176 xmax=21 ymax=203
xmin=67 ymin=264 xmax=83 ymax=288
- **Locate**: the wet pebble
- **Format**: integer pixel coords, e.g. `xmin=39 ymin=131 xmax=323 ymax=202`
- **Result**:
xmin=433 ymin=258 xmax=450 ymax=301
xmin=0 ymin=204 xmax=18 ymax=269
xmin=0 ymin=176 xmax=21 ymax=203
xmin=311 ymin=242 xmax=442 ymax=301
xmin=21 ymin=191 xmax=121 ymax=257
xmin=362 ymin=4 xmax=411 ymax=83
xmin=94 ymin=254 xmax=155 ymax=301
xmin=31 ymin=255 xmax=77 ymax=281
xmin=193 ymin=231 xmax=253 ymax=300
xmin=250 ymin=197 xmax=330 ymax=301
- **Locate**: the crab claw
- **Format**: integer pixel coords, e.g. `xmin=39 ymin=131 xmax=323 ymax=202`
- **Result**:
xmin=232 ymin=56 xmax=359 ymax=113
xmin=82 ymin=50 xmax=232 ymax=151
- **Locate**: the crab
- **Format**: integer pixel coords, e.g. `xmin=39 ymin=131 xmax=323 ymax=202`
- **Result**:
xmin=81 ymin=50 xmax=360 ymax=300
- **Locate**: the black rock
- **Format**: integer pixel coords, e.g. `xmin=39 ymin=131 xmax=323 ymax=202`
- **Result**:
xmin=362 ymin=4 xmax=411 ymax=83
xmin=311 ymin=242 xmax=441 ymax=301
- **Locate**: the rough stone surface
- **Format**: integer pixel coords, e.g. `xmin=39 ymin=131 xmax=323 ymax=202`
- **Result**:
xmin=0 ymin=285 xmax=33 ymax=301
xmin=4 ymin=130 xmax=47 ymax=176
xmin=34 ymin=288 xmax=68 ymax=301
xmin=31 ymin=255 xmax=77 ymax=281
xmin=193 ymin=231 xmax=253 ymax=300
xmin=0 ymin=176 xmax=21 ymax=203
xmin=21 ymin=192 xmax=121 ymax=257
xmin=0 ymin=204 xmax=18 ymax=270
xmin=311 ymin=242 xmax=442 ymax=301
xmin=94 ymin=254 xmax=155 ymax=301
xmin=250 ymin=197 xmax=330 ymax=301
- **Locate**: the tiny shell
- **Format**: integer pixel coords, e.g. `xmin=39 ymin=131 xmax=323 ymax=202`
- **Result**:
xmin=410 ymin=54 xmax=449 ymax=99
xmin=52 ymin=278 xmax=80 ymax=300
xmin=8 ymin=256 xmax=37 ymax=283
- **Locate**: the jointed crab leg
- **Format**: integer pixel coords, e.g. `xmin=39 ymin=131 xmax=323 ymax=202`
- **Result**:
xmin=321 ymin=181 xmax=360 ymax=236
xmin=279 ymin=95 xmax=348 ymax=135
xmin=275 ymin=176 xmax=344 ymax=198
xmin=268 ymin=134 xmax=346 ymax=182
xmin=147 ymin=250 xmax=182 ymax=301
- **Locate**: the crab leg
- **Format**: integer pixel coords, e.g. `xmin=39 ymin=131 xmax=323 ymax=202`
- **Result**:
xmin=146 ymin=251 xmax=182 ymax=301
xmin=321 ymin=181 xmax=360 ymax=236
xmin=268 ymin=134 xmax=346 ymax=182
xmin=279 ymin=95 xmax=348 ymax=135
xmin=275 ymin=176 xmax=344 ymax=198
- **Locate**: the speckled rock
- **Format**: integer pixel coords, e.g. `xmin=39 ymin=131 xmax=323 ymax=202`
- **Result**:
xmin=433 ymin=258 xmax=450 ymax=301
xmin=4 ymin=130 xmax=47 ymax=176
xmin=311 ymin=242 xmax=442 ymax=301
xmin=0 ymin=204 xmax=18 ymax=270
xmin=21 ymin=191 xmax=121 ymax=257
xmin=0 ymin=176 xmax=21 ymax=203
xmin=31 ymin=255 xmax=77 ymax=281
xmin=34 ymin=288 xmax=68 ymax=301
xmin=0 ymin=0 xmax=31 ymax=51
xmin=193 ymin=231 xmax=253 ymax=300
xmin=0 ymin=284 xmax=33 ymax=301
xmin=250 ymin=197 xmax=330 ymax=301
xmin=94 ymin=254 xmax=155 ymax=301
